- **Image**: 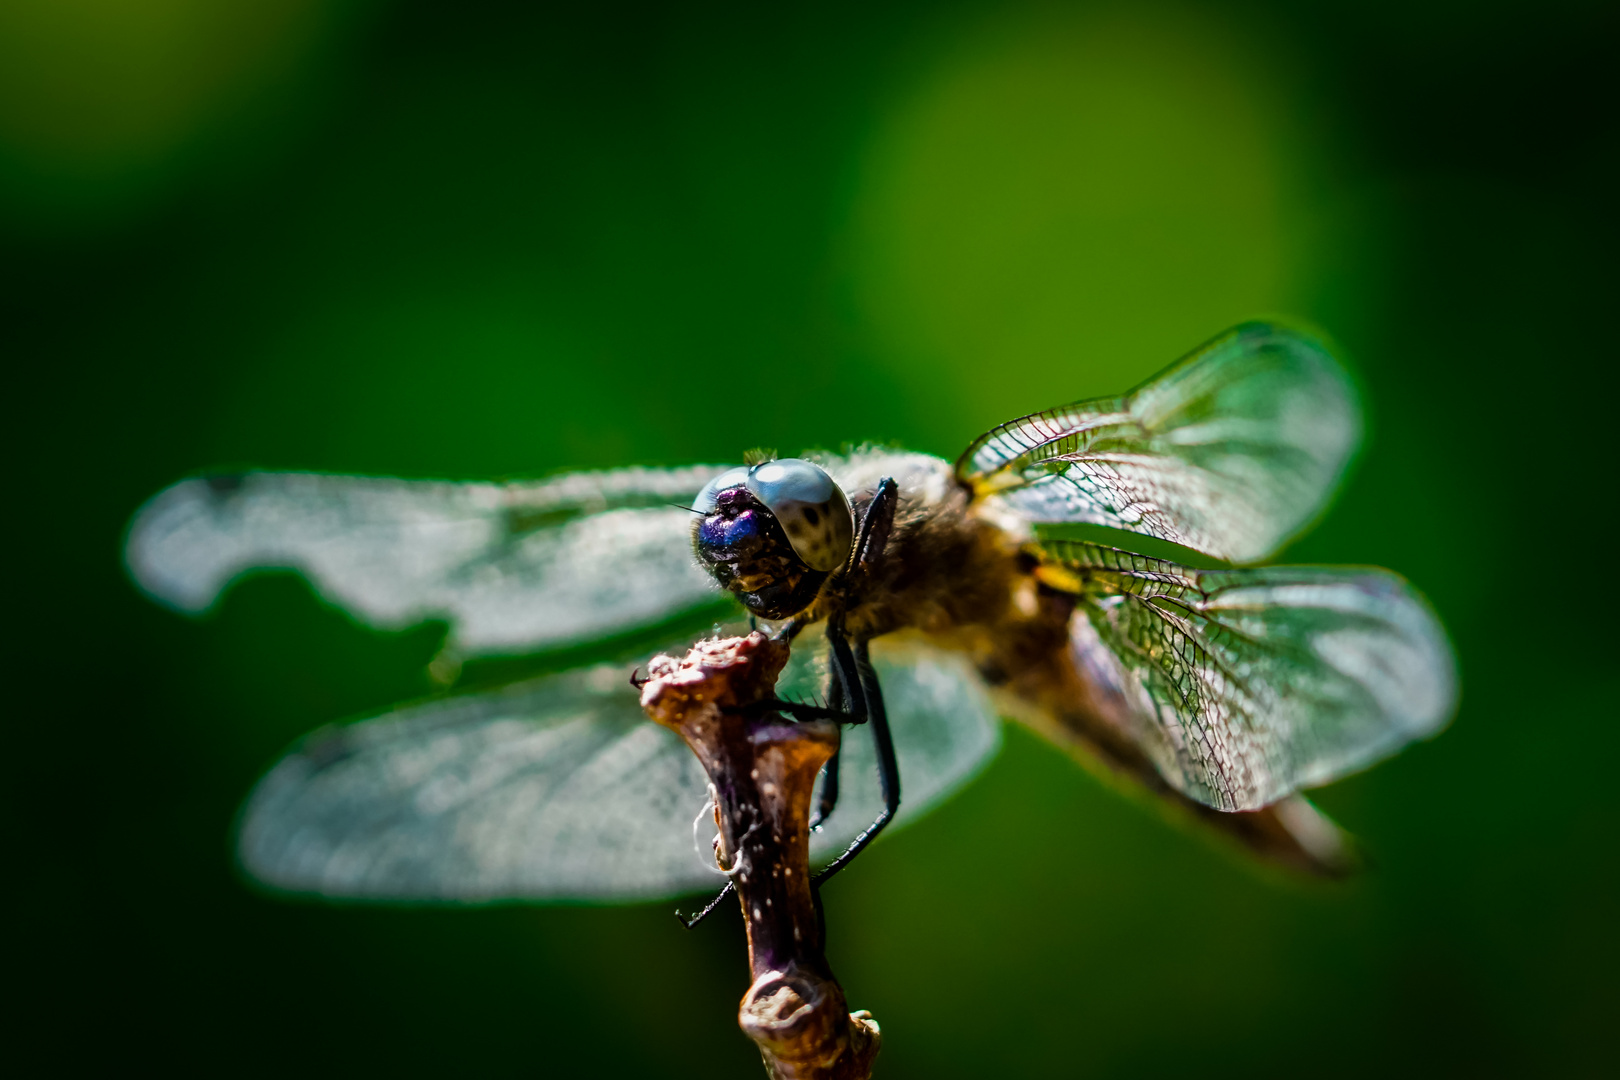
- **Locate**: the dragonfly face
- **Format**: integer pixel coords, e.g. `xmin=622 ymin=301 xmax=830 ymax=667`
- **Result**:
xmin=691 ymin=458 xmax=855 ymax=620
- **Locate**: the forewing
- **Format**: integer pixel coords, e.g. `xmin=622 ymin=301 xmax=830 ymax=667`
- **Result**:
xmin=237 ymin=636 xmax=1001 ymax=902
xmin=1043 ymin=541 xmax=1456 ymax=811
xmin=957 ymin=322 xmax=1361 ymax=563
xmin=125 ymin=467 xmax=732 ymax=655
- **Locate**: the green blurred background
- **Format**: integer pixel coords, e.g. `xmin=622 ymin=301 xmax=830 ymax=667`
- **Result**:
xmin=8 ymin=0 xmax=1615 ymax=1074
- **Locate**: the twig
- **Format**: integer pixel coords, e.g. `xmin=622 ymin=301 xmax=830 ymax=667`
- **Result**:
xmin=640 ymin=632 xmax=881 ymax=1080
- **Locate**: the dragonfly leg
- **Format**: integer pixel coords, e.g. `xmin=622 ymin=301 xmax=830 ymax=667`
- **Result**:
xmin=675 ymin=881 xmax=734 ymax=930
xmin=809 ymin=638 xmax=849 ymax=829
xmin=812 ymin=631 xmax=901 ymax=885
xmin=808 ymin=475 xmax=899 ymax=830
xmin=810 ymin=750 xmax=841 ymax=830
xmin=849 ymin=477 xmax=898 ymax=578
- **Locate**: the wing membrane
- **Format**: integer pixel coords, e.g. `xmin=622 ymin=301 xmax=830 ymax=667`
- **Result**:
xmin=957 ymin=322 xmax=1361 ymax=563
xmin=125 ymin=467 xmax=731 ymax=656
xmin=1040 ymin=541 xmax=1455 ymax=811
xmin=238 ymin=664 xmax=714 ymax=900
xmin=236 ymin=635 xmax=1000 ymax=901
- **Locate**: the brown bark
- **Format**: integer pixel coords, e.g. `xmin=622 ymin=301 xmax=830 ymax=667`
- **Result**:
xmin=639 ymin=633 xmax=881 ymax=1080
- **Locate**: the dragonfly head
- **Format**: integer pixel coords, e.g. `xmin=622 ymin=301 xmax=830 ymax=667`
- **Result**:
xmin=692 ymin=459 xmax=854 ymax=620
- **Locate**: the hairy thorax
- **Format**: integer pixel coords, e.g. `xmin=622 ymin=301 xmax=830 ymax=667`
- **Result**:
xmin=813 ymin=450 xmax=1073 ymax=694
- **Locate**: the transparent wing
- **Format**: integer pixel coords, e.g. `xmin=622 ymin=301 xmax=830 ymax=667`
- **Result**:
xmin=957 ymin=322 xmax=1361 ymax=563
xmin=238 ymin=664 xmax=716 ymax=901
xmin=1039 ymin=541 xmax=1456 ymax=811
xmin=236 ymin=637 xmax=1001 ymax=901
xmin=125 ymin=467 xmax=732 ymax=656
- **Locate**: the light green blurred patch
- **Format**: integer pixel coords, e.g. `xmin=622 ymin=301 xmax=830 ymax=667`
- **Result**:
xmin=0 ymin=0 xmax=365 ymax=230
xmin=844 ymin=3 xmax=1319 ymax=443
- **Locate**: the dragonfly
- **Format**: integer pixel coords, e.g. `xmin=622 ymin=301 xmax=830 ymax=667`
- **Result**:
xmin=125 ymin=321 xmax=1457 ymax=907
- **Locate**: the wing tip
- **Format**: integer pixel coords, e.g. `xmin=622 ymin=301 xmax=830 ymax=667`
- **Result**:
xmin=1374 ymin=569 xmax=1461 ymax=743
xmin=1196 ymin=316 xmax=1363 ymax=413
xmin=122 ymin=475 xmax=233 ymax=613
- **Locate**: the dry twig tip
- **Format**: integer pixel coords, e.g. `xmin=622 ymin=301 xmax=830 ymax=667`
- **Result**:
xmin=640 ymin=633 xmax=881 ymax=1080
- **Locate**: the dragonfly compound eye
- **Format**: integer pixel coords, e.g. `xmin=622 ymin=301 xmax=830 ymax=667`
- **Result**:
xmin=692 ymin=466 xmax=752 ymax=516
xmin=690 ymin=459 xmax=852 ymax=620
xmin=743 ymin=459 xmax=854 ymax=572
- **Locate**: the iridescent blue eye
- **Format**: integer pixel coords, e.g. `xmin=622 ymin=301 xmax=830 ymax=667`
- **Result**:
xmin=694 ymin=500 xmax=764 ymax=554
xmin=745 ymin=459 xmax=854 ymax=572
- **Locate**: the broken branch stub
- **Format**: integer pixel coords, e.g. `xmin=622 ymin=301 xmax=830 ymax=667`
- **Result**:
xmin=639 ymin=633 xmax=881 ymax=1080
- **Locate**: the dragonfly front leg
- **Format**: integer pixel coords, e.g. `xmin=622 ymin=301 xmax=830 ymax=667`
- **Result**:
xmin=675 ymin=881 xmax=734 ymax=930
